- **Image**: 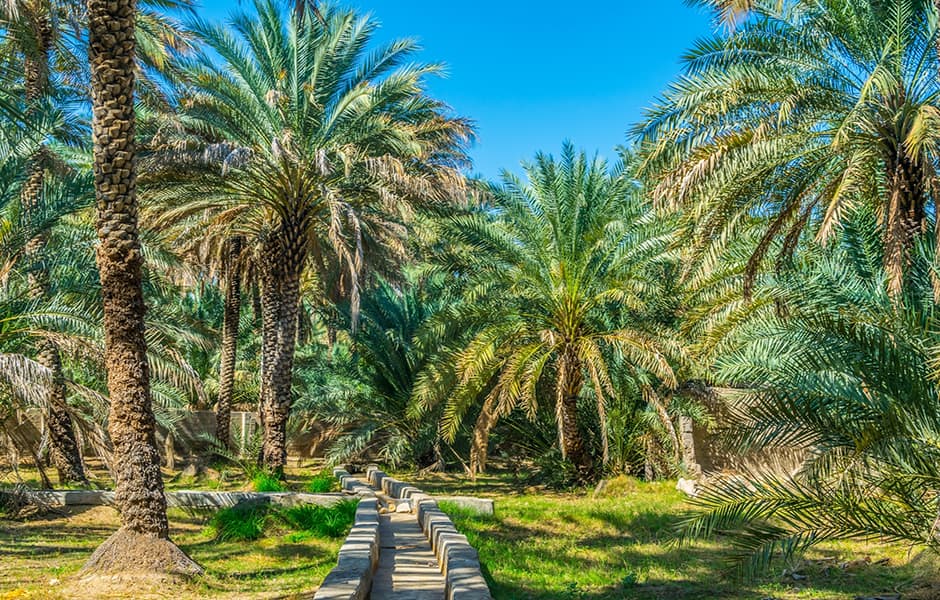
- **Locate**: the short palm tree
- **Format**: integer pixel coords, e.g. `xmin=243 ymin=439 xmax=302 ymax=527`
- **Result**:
xmin=151 ymin=0 xmax=471 ymax=474
xmin=295 ymin=273 xmax=447 ymax=468
xmin=683 ymin=211 xmax=940 ymax=576
xmin=637 ymin=0 xmax=940 ymax=297
xmin=415 ymin=145 xmax=680 ymax=479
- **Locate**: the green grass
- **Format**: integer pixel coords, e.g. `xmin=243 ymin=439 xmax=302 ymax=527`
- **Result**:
xmin=279 ymin=501 xmax=358 ymax=539
xmin=413 ymin=472 xmax=940 ymax=600
xmin=206 ymin=502 xmax=272 ymax=541
xmin=0 ymin=505 xmax=343 ymax=599
xmin=306 ymin=470 xmax=338 ymax=493
xmin=250 ymin=472 xmax=287 ymax=493
xmin=206 ymin=499 xmax=358 ymax=542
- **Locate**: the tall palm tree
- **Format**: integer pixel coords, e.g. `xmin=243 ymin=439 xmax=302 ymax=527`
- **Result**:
xmin=2 ymin=0 xmax=194 ymax=487
xmin=215 ymin=235 xmax=244 ymax=449
xmin=81 ymin=0 xmax=199 ymax=575
xmin=414 ymin=145 xmax=681 ymax=479
xmin=637 ymin=0 xmax=940 ymax=298
xmin=151 ymin=0 xmax=471 ymax=474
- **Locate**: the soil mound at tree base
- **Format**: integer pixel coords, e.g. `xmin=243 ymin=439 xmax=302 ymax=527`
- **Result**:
xmin=80 ymin=527 xmax=204 ymax=577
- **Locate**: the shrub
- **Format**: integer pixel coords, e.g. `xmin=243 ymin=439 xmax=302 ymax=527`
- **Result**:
xmin=306 ymin=470 xmax=336 ymax=493
xmin=206 ymin=499 xmax=358 ymax=542
xmin=278 ymin=500 xmax=358 ymax=538
xmin=207 ymin=501 xmax=271 ymax=541
xmin=251 ymin=471 xmax=287 ymax=492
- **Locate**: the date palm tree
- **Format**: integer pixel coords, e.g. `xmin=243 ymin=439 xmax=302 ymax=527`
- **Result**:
xmin=1 ymin=0 xmax=195 ymax=486
xmin=80 ymin=0 xmax=200 ymax=576
xmin=414 ymin=145 xmax=681 ymax=480
xmin=638 ymin=0 xmax=940 ymax=298
xmin=216 ymin=235 xmax=244 ymax=449
xmin=151 ymin=0 xmax=471 ymax=474
xmin=682 ymin=210 xmax=940 ymax=577
xmin=2 ymin=0 xmax=89 ymax=485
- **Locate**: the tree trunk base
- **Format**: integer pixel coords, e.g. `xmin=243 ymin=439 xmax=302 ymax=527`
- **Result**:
xmin=81 ymin=527 xmax=203 ymax=577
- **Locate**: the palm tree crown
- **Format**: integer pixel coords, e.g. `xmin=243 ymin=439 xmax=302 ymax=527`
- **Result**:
xmin=638 ymin=0 xmax=940 ymax=296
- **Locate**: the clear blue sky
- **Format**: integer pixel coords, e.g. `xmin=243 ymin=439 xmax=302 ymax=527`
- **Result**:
xmin=194 ymin=1 xmax=715 ymax=178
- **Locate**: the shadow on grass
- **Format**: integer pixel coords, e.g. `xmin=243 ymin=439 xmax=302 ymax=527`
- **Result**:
xmin=446 ymin=500 xmax=928 ymax=600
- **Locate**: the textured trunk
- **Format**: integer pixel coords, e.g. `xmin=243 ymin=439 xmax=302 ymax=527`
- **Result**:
xmin=83 ymin=0 xmax=200 ymax=575
xmin=884 ymin=148 xmax=926 ymax=298
xmin=88 ymin=0 xmax=167 ymax=537
xmin=258 ymin=223 xmax=306 ymax=475
xmin=256 ymin=236 xmax=279 ymax=465
xmin=21 ymin=10 xmax=88 ymax=487
xmin=38 ymin=342 xmax=88 ymax=485
xmin=215 ymin=236 xmax=242 ymax=450
xmin=557 ymin=351 xmax=593 ymax=479
xmin=469 ymin=394 xmax=497 ymax=477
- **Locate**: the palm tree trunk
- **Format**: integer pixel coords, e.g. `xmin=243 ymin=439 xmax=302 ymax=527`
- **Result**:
xmin=258 ymin=223 xmax=306 ymax=476
xmin=39 ymin=342 xmax=89 ymax=485
xmin=215 ymin=236 xmax=242 ymax=450
xmin=20 ymin=9 xmax=89 ymax=488
xmin=884 ymin=149 xmax=926 ymax=297
xmin=469 ymin=394 xmax=497 ymax=478
xmin=557 ymin=351 xmax=593 ymax=479
xmin=82 ymin=0 xmax=199 ymax=575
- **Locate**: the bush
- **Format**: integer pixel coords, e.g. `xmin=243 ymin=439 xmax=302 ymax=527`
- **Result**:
xmin=206 ymin=499 xmax=358 ymax=542
xmin=278 ymin=500 xmax=357 ymax=538
xmin=306 ymin=470 xmax=336 ymax=493
xmin=251 ymin=471 xmax=287 ymax=492
xmin=207 ymin=501 xmax=271 ymax=541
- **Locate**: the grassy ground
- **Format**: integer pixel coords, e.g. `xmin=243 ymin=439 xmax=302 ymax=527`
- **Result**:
xmin=409 ymin=471 xmax=940 ymax=600
xmin=0 ymin=461 xmax=335 ymax=494
xmin=0 ymin=504 xmax=343 ymax=599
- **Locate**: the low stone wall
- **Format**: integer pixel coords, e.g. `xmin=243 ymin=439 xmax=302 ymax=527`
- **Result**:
xmin=2 ymin=489 xmax=346 ymax=509
xmin=313 ymin=469 xmax=381 ymax=600
xmin=436 ymin=496 xmax=494 ymax=516
xmin=365 ymin=467 xmax=491 ymax=600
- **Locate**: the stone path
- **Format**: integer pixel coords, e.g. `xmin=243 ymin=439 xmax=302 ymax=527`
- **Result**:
xmin=369 ymin=499 xmax=445 ymax=599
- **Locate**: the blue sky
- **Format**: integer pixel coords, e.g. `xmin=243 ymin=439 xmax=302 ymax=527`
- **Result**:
xmin=195 ymin=1 xmax=715 ymax=178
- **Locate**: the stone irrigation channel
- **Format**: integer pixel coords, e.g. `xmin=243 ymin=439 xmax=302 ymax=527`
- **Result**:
xmin=314 ymin=467 xmax=493 ymax=600
xmin=1 ymin=475 xmax=493 ymax=599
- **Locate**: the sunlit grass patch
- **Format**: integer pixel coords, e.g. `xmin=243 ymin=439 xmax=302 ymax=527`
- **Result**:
xmin=418 ymin=472 xmax=938 ymax=600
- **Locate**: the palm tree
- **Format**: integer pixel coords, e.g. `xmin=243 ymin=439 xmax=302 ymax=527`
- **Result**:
xmin=637 ymin=0 xmax=940 ymax=298
xmin=216 ymin=235 xmax=244 ymax=449
xmin=294 ymin=272 xmax=449 ymax=468
xmin=81 ymin=0 xmax=199 ymax=575
xmin=151 ymin=0 xmax=471 ymax=474
xmin=414 ymin=145 xmax=680 ymax=479
xmin=681 ymin=211 xmax=940 ymax=577
xmin=1 ymin=0 xmax=195 ymax=488
xmin=1 ymin=0 xmax=90 ymax=485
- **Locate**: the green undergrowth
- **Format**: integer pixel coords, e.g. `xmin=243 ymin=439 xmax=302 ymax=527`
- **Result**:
xmin=206 ymin=499 xmax=357 ymax=542
xmin=250 ymin=471 xmax=288 ymax=492
xmin=416 ymin=472 xmax=939 ymax=600
xmin=307 ymin=469 xmax=338 ymax=493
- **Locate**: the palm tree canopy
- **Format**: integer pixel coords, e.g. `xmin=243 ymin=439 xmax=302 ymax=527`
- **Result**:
xmin=152 ymin=0 xmax=472 ymax=310
xmin=415 ymin=144 xmax=682 ymax=446
xmin=637 ymin=0 xmax=940 ymax=294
